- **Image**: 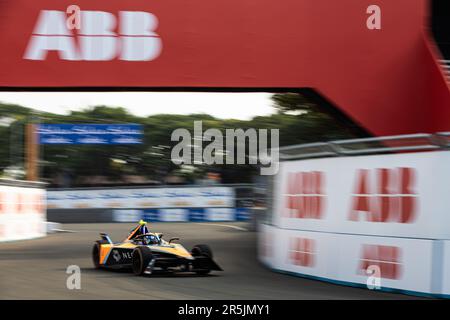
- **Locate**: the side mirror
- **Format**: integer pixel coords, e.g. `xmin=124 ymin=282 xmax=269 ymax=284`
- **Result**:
xmin=169 ymin=237 xmax=180 ymax=244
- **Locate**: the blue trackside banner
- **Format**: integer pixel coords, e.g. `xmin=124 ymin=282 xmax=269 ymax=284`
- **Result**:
xmin=113 ymin=208 xmax=251 ymax=223
xmin=37 ymin=124 xmax=143 ymax=145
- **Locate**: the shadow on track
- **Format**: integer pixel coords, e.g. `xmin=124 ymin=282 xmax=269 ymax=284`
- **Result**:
xmin=81 ymin=267 xmax=220 ymax=278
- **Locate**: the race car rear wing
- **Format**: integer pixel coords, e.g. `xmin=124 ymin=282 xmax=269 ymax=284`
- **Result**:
xmin=100 ymin=233 xmax=113 ymax=244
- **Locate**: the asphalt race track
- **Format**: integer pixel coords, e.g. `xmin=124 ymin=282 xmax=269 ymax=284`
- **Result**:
xmin=0 ymin=222 xmax=418 ymax=299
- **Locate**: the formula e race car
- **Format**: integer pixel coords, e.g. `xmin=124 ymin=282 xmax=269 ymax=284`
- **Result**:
xmin=92 ymin=220 xmax=223 ymax=276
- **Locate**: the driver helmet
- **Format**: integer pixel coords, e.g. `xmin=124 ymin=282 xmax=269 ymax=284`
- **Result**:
xmin=143 ymin=234 xmax=160 ymax=245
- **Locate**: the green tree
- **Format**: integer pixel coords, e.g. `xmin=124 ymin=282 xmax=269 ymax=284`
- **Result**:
xmin=0 ymin=94 xmax=368 ymax=185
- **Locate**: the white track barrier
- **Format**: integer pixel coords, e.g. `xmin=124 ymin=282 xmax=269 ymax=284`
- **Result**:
xmin=260 ymin=150 xmax=450 ymax=297
xmin=0 ymin=183 xmax=46 ymax=241
xmin=47 ymin=186 xmax=234 ymax=209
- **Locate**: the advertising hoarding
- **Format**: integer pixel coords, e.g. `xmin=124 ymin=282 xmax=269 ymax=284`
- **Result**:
xmin=273 ymin=151 xmax=450 ymax=239
xmin=47 ymin=186 xmax=235 ymax=209
xmin=0 ymin=185 xmax=46 ymax=241
xmin=261 ymin=150 xmax=450 ymax=297
xmin=0 ymin=1 xmax=448 ymax=136
xmin=37 ymin=124 xmax=143 ymax=145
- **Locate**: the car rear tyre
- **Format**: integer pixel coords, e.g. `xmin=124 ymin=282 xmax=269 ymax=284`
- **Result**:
xmin=191 ymin=244 xmax=213 ymax=275
xmin=132 ymin=246 xmax=153 ymax=276
xmin=92 ymin=240 xmax=108 ymax=269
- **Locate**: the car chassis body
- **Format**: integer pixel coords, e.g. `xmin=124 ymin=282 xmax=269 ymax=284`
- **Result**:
xmin=93 ymin=226 xmax=222 ymax=275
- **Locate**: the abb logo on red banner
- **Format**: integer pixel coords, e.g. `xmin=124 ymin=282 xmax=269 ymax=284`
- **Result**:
xmin=349 ymin=168 xmax=416 ymax=223
xmin=285 ymin=171 xmax=325 ymax=219
xmin=288 ymin=237 xmax=316 ymax=267
xmin=358 ymin=244 xmax=402 ymax=280
xmin=24 ymin=10 xmax=162 ymax=61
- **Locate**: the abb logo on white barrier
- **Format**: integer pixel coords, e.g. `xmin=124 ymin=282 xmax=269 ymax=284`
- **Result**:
xmin=288 ymin=237 xmax=316 ymax=267
xmin=349 ymin=168 xmax=417 ymax=223
xmin=0 ymin=192 xmax=45 ymax=214
xmin=285 ymin=171 xmax=325 ymax=219
xmin=260 ymin=232 xmax=273 ymax=258
xmin=24 ymin=10 xmax=162 ymax=61
xmin=358 ymin=245 xmax=402 ymax=280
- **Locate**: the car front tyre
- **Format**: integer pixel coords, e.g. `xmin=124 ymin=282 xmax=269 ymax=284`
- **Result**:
xmin=132 ymin=246 xmax=153 ymax=276
xmin=191 ymin=244 xmax=213 ymax=275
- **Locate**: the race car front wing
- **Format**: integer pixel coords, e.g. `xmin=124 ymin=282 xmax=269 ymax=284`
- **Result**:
xmin=144 ymin=255 xmax=223 ymax=274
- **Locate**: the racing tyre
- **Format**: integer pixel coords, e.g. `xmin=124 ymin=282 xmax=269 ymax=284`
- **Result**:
xmin=92 ymin=240 xmax=108 ymax=269
xmin=132 ymin=246 xmax=154 ymax=276
xmin=191 ymin=244 xmax=213 ymax=275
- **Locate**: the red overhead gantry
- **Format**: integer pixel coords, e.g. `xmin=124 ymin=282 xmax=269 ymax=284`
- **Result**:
xmin=0 ymin=0 xmax=449 ymax=136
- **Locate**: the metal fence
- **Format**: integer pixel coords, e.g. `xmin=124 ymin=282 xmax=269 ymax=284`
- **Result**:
xmin=279 ymin=132 xmax=450 ymax=161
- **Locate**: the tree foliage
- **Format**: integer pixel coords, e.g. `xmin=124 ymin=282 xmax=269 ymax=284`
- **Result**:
xmin=0 ymin=93 xmax=360 ymax=185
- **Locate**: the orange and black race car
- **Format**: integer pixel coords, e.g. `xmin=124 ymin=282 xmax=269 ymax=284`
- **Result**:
xmin=92 ymin=220 xmax=223 ymax=276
